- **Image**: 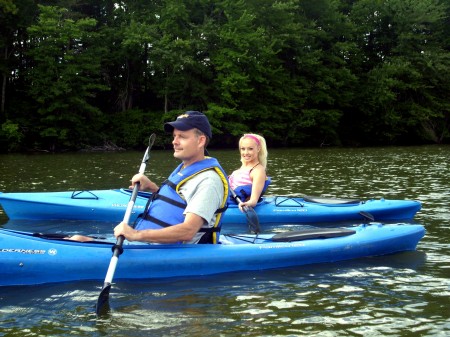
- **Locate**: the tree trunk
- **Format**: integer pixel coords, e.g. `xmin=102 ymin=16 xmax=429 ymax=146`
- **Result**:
xmin=1 ymin=45 xmax=7 ymax=117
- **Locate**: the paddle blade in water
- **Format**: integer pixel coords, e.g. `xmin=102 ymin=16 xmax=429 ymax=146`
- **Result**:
xmin=95 ymin=283 xmax=111 ymax=317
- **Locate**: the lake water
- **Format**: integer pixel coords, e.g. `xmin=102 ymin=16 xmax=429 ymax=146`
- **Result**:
xmin=0 ymin=145 xmax=449 ymax=336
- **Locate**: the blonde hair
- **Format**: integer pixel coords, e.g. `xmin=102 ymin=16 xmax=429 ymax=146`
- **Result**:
xmin=239 ymin=133 xmax=268 ymax=168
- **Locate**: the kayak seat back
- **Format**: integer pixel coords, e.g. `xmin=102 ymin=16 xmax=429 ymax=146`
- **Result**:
xmin=272 ymin=228 xmax=356 ymax=242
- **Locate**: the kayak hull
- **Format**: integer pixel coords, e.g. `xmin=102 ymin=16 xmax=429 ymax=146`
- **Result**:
xmin=0 ymin=224 xmax=425 ymax=286
xmin=0 ymin=189 xmax=421 ymax=224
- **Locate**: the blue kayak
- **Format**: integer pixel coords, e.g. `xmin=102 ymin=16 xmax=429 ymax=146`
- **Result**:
xmin=0 ymin=223 xmax=425 ymax=287
xmin=0 ymin=189 xmax=421 ymax=224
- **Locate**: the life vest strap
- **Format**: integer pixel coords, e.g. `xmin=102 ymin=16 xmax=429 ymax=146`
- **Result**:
xmin=197 ymin=226 xmax=221 ymax=244
xmin=199 ymin=226 xmax=220 ymax=233
xmin=141 ymin=214 xmax=172 ymax=228
xmin=151 ymin=193 xmax=186 ymax=209
xmin=215 ymin=205 xmax=228 ymax=214
xmin=164 ymin=179 xmax=176 ymax=189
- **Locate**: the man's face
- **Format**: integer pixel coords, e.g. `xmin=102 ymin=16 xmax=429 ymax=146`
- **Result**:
xmin=171 ymin=128 xmax=205 ymax=164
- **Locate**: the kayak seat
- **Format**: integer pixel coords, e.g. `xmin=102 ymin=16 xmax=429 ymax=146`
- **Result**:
xmin=272 ymin=228 xmax=356 ymax=242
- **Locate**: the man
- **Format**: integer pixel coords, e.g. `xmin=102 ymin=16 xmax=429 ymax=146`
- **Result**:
xmin=113 ymin=111 xmax=229 ymax=244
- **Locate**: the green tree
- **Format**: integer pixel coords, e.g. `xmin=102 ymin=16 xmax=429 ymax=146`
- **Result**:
xmin=0 ymin=0 xmax=38 ymax=151
xmin=204 ymin=0 xmax=304 ymax=144
xmin=350 ymin=0 xmax=450 ymax=144
xmin=26 ymin=5 xmax=108 ymax=150
xmin=288 ymin=0 xmax=357 ymax=146
xmin=1 ymin=0 xmax=449 ymax=151
xmin=206 ymin=0 xmax=270 ymax=139
xmin=0 ymin=0 xmax=18 ymax=115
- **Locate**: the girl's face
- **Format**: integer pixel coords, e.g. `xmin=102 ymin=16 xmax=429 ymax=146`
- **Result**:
xmin=239 ymin=138 xmax=260 ymax=163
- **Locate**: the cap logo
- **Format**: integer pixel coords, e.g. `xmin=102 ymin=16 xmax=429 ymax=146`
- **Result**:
xmin=177 ymin=114 xmax=189 ymax=119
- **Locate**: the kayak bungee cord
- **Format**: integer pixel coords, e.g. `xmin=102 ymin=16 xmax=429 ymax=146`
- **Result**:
xmin=95 ymin=133 xmax=156 ymax=317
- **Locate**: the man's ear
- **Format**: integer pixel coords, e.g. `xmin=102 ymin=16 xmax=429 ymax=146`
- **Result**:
xmin=198 ymin=134 xmax=207 ymax=148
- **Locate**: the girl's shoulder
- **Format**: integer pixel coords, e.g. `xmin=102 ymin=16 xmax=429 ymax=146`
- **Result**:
xmin=250 ymin=163 xmax=265 ymax=175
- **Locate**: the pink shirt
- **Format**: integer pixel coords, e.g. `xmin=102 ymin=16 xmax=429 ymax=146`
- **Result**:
xmin=228 ymin=168 xmax=253 ymax=190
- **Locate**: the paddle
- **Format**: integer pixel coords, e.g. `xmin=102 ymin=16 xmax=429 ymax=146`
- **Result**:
xmin=230 ymin=189 xmax=261 ymax=234
xmin=95 ymin=133 xmax=156 ymax=316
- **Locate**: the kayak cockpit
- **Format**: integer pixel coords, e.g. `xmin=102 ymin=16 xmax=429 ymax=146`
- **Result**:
xmin=221 ymin=227 xmax=356 ymax=245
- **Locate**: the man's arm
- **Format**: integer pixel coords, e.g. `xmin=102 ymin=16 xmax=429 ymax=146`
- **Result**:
xmin=114 ymin=212 xmax=204 ymax=243
xmin=115 ymin=170 xmax=224 ymax=243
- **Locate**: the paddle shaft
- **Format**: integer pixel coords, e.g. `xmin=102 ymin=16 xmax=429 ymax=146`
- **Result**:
xmin=96 ymin=134 xmax=155 ymax=316
xmin=230 ymin=188 xmax=249 ymax=212
xmin=102 ymin=182 xmax=140 ymax=285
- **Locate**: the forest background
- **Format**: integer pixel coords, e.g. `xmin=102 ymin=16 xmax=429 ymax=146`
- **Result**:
xmin=1 ymin=0 xmax=449 ymax=152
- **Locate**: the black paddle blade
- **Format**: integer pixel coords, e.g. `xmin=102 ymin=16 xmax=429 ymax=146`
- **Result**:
xmin=244 ymin=206 xmax=261 ymax=234
xmin=95 ymin=283 xmax=111 ymax=317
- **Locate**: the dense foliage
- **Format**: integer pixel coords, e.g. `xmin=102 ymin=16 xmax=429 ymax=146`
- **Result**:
xmin=1 ymin=0 xmax=449 ymax=152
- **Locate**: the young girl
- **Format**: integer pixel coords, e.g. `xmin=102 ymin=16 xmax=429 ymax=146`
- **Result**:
xmin=228 ymin=133 xmax=270 ymax=210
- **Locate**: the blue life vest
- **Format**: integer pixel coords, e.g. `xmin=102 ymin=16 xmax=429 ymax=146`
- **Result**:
xmin=229 ymin=176 xmax=272 ymax=204
xmin=136 ymin=157 xmax=229 ymax=244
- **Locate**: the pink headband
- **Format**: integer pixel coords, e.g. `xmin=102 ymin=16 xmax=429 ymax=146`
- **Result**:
xmin=243 ymin=134 xmax=260 ymax=146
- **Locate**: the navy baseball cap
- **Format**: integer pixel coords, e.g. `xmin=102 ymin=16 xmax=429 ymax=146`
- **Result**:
xmin=164 ymin=111 xmax=212 ymax=139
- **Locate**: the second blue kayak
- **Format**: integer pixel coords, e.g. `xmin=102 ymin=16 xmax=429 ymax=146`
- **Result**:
xmin=0 ymin=188 xmax=421 ymax=224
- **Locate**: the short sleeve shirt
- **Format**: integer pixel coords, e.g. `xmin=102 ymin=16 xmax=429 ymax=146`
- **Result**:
xmin=178 ymin=169 xmax=225 ymax=244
